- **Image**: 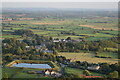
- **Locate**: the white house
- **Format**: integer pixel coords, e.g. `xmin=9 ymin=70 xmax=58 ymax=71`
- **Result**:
xmin=3 ymin=43 xmax=7 ymax=46
xmin=25 ymin=46 xmax=30 ymax=50
xmin=51 ymin=71 xmax=56 ymax=75
xmin=45 ymin=70 xmax=50 ymax=75
xmin=87 ymin=65 xmax=100 ymax=70
xmin=53 ymin=40 xmax=61 ymax=43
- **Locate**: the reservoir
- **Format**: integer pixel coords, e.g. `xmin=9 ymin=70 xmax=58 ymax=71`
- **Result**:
xmin=12 ymin=63 xmax=52 ymax=69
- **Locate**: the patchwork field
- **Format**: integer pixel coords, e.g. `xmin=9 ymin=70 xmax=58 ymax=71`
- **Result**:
xmin=58 ymin=52 xmax=118 ymax=64
xmin=79 ymin=25 xmax=118 ymax=31
xmin=2 ymin=15 xmax=118 ymax=41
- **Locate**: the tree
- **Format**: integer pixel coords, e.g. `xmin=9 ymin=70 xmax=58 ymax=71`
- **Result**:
xmin=16 ymin=47 xmax=23 ymax=55
xmin=53 ymin=48 xmax=58 ymax=55
xmin=21 ymin=42 xmax=28 ymax=50
xmin=66 ymin=37 xmax=71 ymax=41
xmin=100 ymin=63 xmax=112 ymax=74
xmin=53 ymin=49 xmax=58 ymax=55
xmin=109 ymin=71 xmax=118 ymax=78
xmin=3 ymin=73 xmax=8 ymax=79
xmin=83 ymin=70 xmax=92 ymax=76
xmin=60 ymin=64 xmax=66 ymax=75
xmin=49 ymin=37 xmax=53 ymax=41
xmin=4 ymin=55 xmax=13 ymax=62
xmin=14 ymin=29 xmax=34 ymax=36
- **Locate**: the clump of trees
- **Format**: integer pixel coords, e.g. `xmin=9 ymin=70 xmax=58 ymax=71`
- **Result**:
xmin=48 ymin=37 xmax=118 ymax=53
xmin=13 ymin=29 xmax=34 ymax=36
xmin=83 ymin=70 xmax=92 ymax=76
xmin=109 ymin=71 xmax=118 ymax=78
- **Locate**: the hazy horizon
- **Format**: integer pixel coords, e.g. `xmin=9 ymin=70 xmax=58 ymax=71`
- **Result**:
xmin=2 ymin=2 xmax=118 ymax=10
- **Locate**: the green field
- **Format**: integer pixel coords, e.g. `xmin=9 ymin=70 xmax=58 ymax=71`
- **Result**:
xmin=97 ymin=52 xmax=118 ymax=59
xmin=65 ymin=67 xmax=106 ymax=78
xmin=2 ymin=67 xmax=52 ymax=78
xmin=58 ymin=52 xmax=118 ymax=64
xmin=2 ymin=16 xmax=118 ymax=41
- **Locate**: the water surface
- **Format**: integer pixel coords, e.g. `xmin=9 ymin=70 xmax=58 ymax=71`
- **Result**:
xmin=12 ymin=63 xmax=52 ymax=69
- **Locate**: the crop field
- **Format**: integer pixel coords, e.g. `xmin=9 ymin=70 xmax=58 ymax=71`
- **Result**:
xmin=58 ymin=52 xmax=118 ymax=64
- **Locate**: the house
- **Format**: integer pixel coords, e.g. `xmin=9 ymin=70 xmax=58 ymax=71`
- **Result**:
xmin=71 ymin=39 xmax=82 ymax=43
xmin=35 ymin=45 xmax=42 ymax=49
xmin=53 ymin=39 xmax=68 ymax=42
xmin=43 ymin=50 xmax=53 ymax=53
xmin=61 ymin=39 xmax=66 ymax=42
xmin=45 ymin=70 xmax=50 ymax=75
xmin=25 ymin=46 xmax=30 ymax=50
xmin=51 ymin=71 xmax=56 ymax=75
xmin=3 ymin=43 xmax=7 ymax=46
xmin=87 ymin=65 xmax=100 ymax=70
xmin=53 ymin=40 xmax=61 ymax=43
xmin=44 ymin=69 xmax=62 ymax=77
xmin=35 ymin=44 xmax=46 ymax=49
xmin=54 ymin=72 xmax=62 ymax=77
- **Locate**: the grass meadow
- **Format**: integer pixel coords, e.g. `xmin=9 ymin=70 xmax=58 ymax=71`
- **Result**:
xmin=58 ymin=52 xmax=118 ymax=64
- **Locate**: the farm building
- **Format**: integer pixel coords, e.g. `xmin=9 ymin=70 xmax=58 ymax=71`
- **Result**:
xmin=87 ymin=65 xmax=100 ymax=70
xmin=43 ymin=50 xmax=53 ymax=53
xmin=44 ymin=69 xmax=62 ymax=77
xmin=53 ymin=40 xmax=61 ymax=43
xmin=45 ymin=70 xmax=51 ymax=75
xmin=25 ymin=46 xmax=30 ymax=50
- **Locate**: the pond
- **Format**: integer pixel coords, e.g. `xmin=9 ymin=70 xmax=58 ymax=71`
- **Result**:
xmin=11 ymin=63 xmax=52 ymax=69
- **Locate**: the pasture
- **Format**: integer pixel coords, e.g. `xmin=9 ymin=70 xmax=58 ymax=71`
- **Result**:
xmin=2 ymin=67 xmax=51 ymax=78
xmin=58 ymin=52 xmax=118 ymax=64
xmin=65 ymin=67 xmax=106 ymax=77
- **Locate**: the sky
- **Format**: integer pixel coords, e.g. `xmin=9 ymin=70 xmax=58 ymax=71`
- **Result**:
xmin=1 ymin=0 xmax=120 ymax=2
xmin=2 ymin=2 xmax=118 ymax=10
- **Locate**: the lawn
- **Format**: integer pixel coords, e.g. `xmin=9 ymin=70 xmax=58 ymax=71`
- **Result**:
xmin=2 ymin=67 xmax=49 ymax=78
xmin=58 ymin=52 xmax=118 ymax=64
xmin=65 ymin=67 xmax=106 ymax=77
xmin=2 ymin=67 xmax=23 ymax=78
xmin=12 ymin=72 xmax=36 ymax=78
